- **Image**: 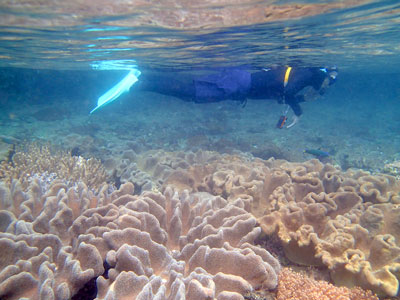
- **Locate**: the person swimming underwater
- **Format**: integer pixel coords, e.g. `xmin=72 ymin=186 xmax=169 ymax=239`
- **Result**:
xmin=133 ymin=65 xmax=339 ymax=128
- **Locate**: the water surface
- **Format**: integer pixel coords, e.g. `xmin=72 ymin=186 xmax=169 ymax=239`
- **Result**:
xmin=0 ymin=0 xmax=399 ymax=71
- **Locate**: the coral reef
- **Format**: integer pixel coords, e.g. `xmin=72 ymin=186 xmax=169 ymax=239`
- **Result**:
xmin=277 ymin=268 xmax=379 ymax=300
xmin=160 ymin=153 xmax=400 ymax=297
xmin=0 ymin=179 xmax=108 ymax=300
xmin=103 ymin=149 xmax=227 ymax=193
xmin=0 ymin=143 xmax=106 ymax=191
xmin=0 ymin=142 xmax=14 ymax=163
xmin=257 ymin=163 xmax=400 ymax=297
xmin=383 ymin=160 xmax=400 ymax=178
xmin=0 ymin=177 xmax=280 ymax=299
xmin=1 ymin=147 xmax=399 ymax=298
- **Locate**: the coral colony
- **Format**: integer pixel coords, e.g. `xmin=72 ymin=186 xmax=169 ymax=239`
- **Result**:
xmin=0 ymin=145 xmax=398 ymax=299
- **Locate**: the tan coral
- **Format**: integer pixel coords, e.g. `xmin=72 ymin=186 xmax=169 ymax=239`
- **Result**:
xmin=0 ymin=176 xmax=280 ymax=299
xmin=277 ymin=267 xmax=379 ymax=300
xmin=0 ymin=233 xmax=104 ymax=300
xmin=318 ymin=203 xmax=400 ymax=297
xmin=111 ymin=149 xmax=223 ymax=192
xmin=81 ymin=186 xmax=280 ymax=299
xmin=357 ymin=173 xmax=400 ymax=204
xmin=161 ymin=153 xmax=400 ymax=297
xmin=0 ymin=141 xmax=14 ymax=163
xmin=3 ymin=148 xmax=399 ymax=298
xmin=259 ymin=165 xmax=400 ymax=296
xmin=0 ymin=178 xmax=111 ymax=299
xmin=0 ymin=143 xmax=107 ymax=191
xmin=383 ymin=160 xmax=400 ymax=178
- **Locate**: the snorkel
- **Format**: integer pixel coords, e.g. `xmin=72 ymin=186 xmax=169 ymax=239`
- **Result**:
xmin=320 ymin=66 xmax=338 ymax=85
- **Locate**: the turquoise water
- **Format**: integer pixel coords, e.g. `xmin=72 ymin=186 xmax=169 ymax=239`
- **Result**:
xmin=1 ymin=0 xmax=400 ymax=171
xmin=1 ymin=1 xmax=400 ymax=299
xmin=0 ymin=0 xmax=399 ymax=175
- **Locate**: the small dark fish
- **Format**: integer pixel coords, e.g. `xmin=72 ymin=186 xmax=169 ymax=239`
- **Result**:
xmin=304 ymin=149 xmax=330 ymax=158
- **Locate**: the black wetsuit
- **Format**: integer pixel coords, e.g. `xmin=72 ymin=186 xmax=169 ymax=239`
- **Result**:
xmin=249 ymin=67 xmax=328 ymax=116
xmin=135 ymin=66 xmax=332 ymax=116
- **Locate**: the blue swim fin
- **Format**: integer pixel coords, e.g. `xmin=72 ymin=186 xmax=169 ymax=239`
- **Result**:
xmin=90 ymin=68 xmax=141 ymax=114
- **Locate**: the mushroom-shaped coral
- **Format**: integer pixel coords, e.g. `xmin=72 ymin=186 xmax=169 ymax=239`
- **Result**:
xmin=162 ymin=153 xmax=400 ymax=297
xmin=0 ymin=175 xmax=280 ymax=299
xmin=76 ymin=186 xmax=281 ymax=299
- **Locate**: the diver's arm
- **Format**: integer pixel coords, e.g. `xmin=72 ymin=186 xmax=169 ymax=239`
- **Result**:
xmin=317 ymin=77 xmax=330 ymax=95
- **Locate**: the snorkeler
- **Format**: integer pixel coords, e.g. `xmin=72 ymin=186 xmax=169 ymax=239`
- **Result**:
xmin=133 ymin=66 xmax=338 ymax=128
xmin=250 ymin=66 xmax=339 ymax=128
xmin=92 ymin=65 xmax=338 ymax=128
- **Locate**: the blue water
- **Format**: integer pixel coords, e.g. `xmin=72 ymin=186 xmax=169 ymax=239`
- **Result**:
xmin=1 ymin=0 xmax=400 ymax=171
xmin=1 ymin=67 xmax=399 ymax=173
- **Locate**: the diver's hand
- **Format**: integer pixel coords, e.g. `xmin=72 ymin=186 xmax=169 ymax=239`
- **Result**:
xmin=286 ymin=115 xmax=299 ymax=128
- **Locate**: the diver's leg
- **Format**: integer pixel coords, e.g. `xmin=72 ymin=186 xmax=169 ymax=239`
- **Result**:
xmin=135 ymin=73 xmax=195 ymax=101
